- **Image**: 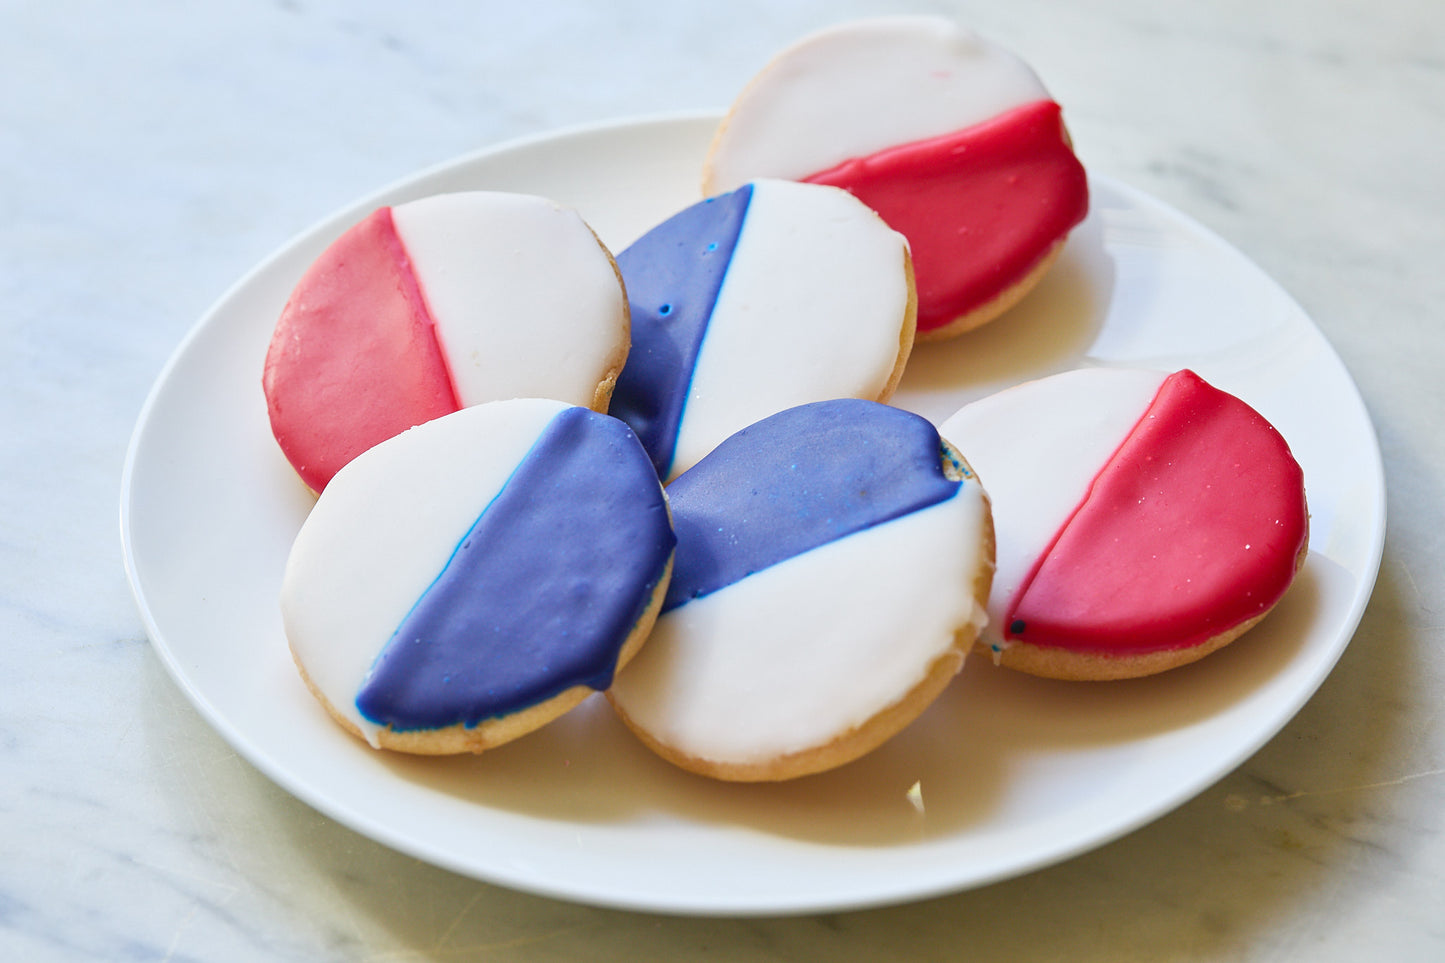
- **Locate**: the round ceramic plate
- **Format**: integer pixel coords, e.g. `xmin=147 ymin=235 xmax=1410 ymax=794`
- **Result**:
xmin=120 ymin=112 xmax=1385 ymax=916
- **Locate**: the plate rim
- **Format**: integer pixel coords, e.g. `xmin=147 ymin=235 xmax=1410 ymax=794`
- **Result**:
xmin=119 ymin=110 xmax=1387 ymax=916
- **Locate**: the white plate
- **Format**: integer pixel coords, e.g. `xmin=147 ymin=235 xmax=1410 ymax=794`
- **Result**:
xmin=120 ymin=112 xmax=1385 ymax=916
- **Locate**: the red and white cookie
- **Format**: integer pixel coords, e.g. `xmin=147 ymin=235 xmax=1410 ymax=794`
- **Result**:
xmin=703 ymin=16 xmax=1089 ymax=340
xmin=939 ymin=368 xmax=1309 ymax=680
xmin=262 ymin=191 xmax=629 ymax=492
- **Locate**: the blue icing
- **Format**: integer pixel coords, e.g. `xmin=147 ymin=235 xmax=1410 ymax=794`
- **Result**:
xmin=661 ymin=399 xmax=960 ymax=612
xmin=356 ymin=407 xmax=676 ymax=731
xmin=610 ymin=184 xmax=753 ymax=477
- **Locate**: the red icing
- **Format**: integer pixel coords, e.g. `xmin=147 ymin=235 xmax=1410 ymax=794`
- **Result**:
xmin=262 ymin=208 xmax=459 ymax=492
xmin=1006 ymin=370 xmax=1308 ymax=654
xmin=803 ymin=99 xmax=1089 ymax=332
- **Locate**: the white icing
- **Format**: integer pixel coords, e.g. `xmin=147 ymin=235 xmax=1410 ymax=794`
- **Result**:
xmin=938 ymin=368 xmax=1166 ymax=650
xmin=706 ymin=16 xmax=1048 ymax=190
xmin=280 ymin=398 xmax=570 ymax=746
xmin=667 ymin=179 xmax=911 ymax=479
xmin=609 ymin=477 xmax=989 ymax=767
xmin=389 ymin=192 xmax=627 ymax=408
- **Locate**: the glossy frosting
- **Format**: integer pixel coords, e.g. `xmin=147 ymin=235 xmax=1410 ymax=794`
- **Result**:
xmin=703 ymin=16 xmax=1085 ymax=335
xmin=1008 ymin=370 xmax=1307 ymax=653
xmin=610 ymin=185 xmax=753 ymax=476
xmin=389 ymin=192 xmax=628 ymax=409
xmin=662 ymin=398 xmax=960 ymax=610
xmin=612 ymin=179 xmax=912 ymax=480
xmin=804 ymin=100 xmax=1088 ymax=331
xmin=356 ymin=406 xmax=674 ymax=730
xmin=940 ymin=368 xmax=1308 ymax=657
xmin=705 ymin=16 xmax=1048 ymax=189
xmin=263 ymin=192 xmax=628 ymax=491
xmin=942 ymin=368 xmax=1165 ymax=643
xmin=610 ymin=399 xmax=991 ymax=768
xmin=281 ymin=399 xmax=674 ymax=746
xmin=263 ymin=207 xmax=459 ymax=493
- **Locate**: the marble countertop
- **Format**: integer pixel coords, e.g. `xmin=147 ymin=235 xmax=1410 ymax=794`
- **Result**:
xmin=5 ymin=0 xmax=1442 ymax=958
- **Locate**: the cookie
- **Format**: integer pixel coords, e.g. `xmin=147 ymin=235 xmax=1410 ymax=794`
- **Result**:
xmin=939 ymin=367 xmax=1309 ymax=680
xmin=280 ymin=398 xmax=675 ymax=754
xmin=262 ymin=191 xmax=629 ymax=492
xmin=609 ymin=178 xmax=915 ymax=480
xmin=703 ymin=16 xmax=1088 ymax=339
xmin=608 ymin=399 xmax=994 ymax=781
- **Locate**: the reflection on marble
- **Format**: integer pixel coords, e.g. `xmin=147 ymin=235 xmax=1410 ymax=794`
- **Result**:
xmin=4 ymin=0 xmax=1444 ymax=959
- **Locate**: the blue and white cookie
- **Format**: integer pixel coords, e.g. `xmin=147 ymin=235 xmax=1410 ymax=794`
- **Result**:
xmin=609 ymin=179 xmax=916 ymax=480
xmin=608 ymin=399 xmax=994 ymax=781
xmin=280 ymin=398 xmax=676 ymax=754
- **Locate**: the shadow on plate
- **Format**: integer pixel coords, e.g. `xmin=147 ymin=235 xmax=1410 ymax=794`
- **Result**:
xmin=893 ymin=200 xmax=1115 ymax=424
xmin=374 ymin=555 xmax=1327 ymax=848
